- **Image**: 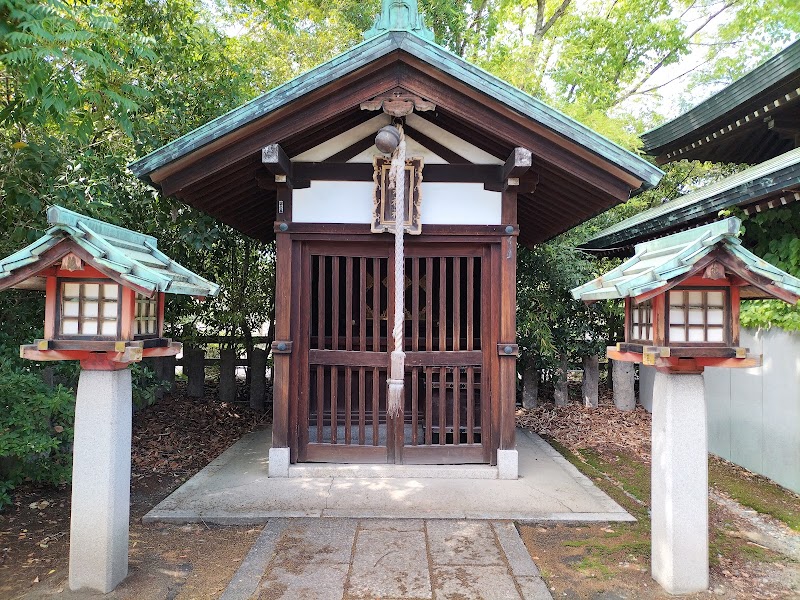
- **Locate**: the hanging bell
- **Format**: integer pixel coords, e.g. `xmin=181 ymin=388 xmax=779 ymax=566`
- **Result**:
xmin=375 ymin=125 xmax=401 ymax=154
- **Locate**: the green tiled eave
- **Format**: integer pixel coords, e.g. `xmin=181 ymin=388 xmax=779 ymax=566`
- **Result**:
xmin=0 ymin=206 xmax=220 ymax=298
xmin=571 ymin=217 xmax=800 ymax=302
xmin=581 ymin=147 xmax=800 ymax=251
xmin=641 ymin=39 xmax=800 ymax=152
xmin=129 ymin=31 xmax=662 ymax=189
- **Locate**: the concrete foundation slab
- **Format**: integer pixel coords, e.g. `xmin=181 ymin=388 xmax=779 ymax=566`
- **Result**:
xmin=144 ymin=428 xmax=632 ymax=523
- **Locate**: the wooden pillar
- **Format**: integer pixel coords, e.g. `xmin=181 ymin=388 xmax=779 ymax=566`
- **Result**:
xmin=496 ymin=189 xmax=519 ymax=478
xmin=272 ymin=191 xmax=292 ymax=451
xmin=219 ymin=349 xmax=237 ymax=403
xmin=185 ymin=347 xmax=205 ymax=399
xmin=249 ymin=347 xmax=268 ymax=411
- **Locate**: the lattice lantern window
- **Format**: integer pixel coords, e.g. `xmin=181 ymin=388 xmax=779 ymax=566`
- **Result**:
xmin=629 ymin=298 xmax=653 ymax=343
xmin=59 ymin=280 xmax=121 ymax=338
xmin=372 ymin=156 xmax=423 ymax=234
xmin=667 ymin=288 xmax=728 ymax=345
xmin=134 ymin=293 xmax=159 ymax=337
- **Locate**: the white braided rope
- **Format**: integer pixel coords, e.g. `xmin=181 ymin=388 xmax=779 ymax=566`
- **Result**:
xmin=387 ymin=125 xmax=406 ymax=417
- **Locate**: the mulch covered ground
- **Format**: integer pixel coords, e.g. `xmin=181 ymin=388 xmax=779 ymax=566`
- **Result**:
xmin=0 ymin=382 xmax=271 ymax=599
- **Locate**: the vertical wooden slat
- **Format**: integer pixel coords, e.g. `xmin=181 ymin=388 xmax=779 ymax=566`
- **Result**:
xmin=360 ymin=257 xmax=367 ymax=352
xmin=318 ymin=255 xmax=326 ymax=350
xmin=272 ymin=232 xmax=292 ymax=450
xmin=453 ymin=365 xmax=460 ymax=445
xmin=453 ymin=257 xmax=460 ymax=352
xmin=373 ymin=258 xmax=380 ymax=352
xmin=425 ymin=367 xmax=433 ymax=445
xmin=439 ymin=366 xmax=447 ymax=445
xmin=498 ymin=206 xmax=518 ymax=454
xmin=426 ymin=257 xmax=433 ymax=352
xmin=466 ymin=366 xmax=474 ymax=444
xmin=345 ymin=366 xmax=352 ymax=445
xmin=331 ymin=366 xmax=338 ymax=444
xmin=412 ymin=258 xmax=420 ymax=352
xmin=345 ymin=256 xmax=353 ymax=351
xmin=439 ymin=258 xmax=447 ymax=351
xmin=358 ymin=366 xmax=366 ymax=445
xmin=411 ymin=367 xmax=419 ymax=445
xmin=373 ymin=368 xmax=380 ymax=445
xmin=467 ymin=257 xmax=474 ymax=352
xmin=332 ymin=256 xmax=340 ymax=351
xmin=316 ymin=365 xmax=324 ymax=443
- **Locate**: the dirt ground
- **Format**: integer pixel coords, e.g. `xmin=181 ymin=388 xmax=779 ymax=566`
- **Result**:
xmin=0 ymin=383 xmax=269 ymax=600
xmin=517 ymin=381 xmax=800 ymax=600
xmin=1 ymin=381 xmax=799 ymax=599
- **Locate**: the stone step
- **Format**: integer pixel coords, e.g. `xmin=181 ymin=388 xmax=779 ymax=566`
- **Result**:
xmin=288 ymin=463 xmax=499 ymax=479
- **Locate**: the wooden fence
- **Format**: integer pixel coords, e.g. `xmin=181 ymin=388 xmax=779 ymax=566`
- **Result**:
xmin=147 ymin=335 xmax=273 ymax=411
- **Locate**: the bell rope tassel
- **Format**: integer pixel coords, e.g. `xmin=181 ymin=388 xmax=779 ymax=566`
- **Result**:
xmin=387 ymin=124 xmax=407 ymax=418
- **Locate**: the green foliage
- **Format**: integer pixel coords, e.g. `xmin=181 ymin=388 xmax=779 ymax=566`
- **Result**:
xmin=0 ymin=345 xmax=75 ymax=509
xmin=738 ymin=204 xmax=800 ymax=332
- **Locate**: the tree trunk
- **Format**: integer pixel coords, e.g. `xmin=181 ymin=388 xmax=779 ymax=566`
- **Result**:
xmin=249 ymin=348 xmax=268 ymax=412
xmin=554 ymin=354 xmax=569 ymax=407
xmin=219 ymin=348 xmax=237 ymax=403
xmin=582 ymin=355 xmax=599 ymax=408
xmin=185 ymin=348 xmax=205 ymax=399
xmin=612 ymin=359 xmax=635 ymax=411
xmin=522 ymin=366 xmax=540 ymax=409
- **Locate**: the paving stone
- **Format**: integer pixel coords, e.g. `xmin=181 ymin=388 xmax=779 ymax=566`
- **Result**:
xmin=271 ymin=519 xmax=356 ymax=566
xmin=427 ymin=520 xmax=504 ymax=566
xmin=517 ymin=576 xmax=554 ymax=600
xmin=257 ymin=563 xmax=348 ymax=600
xmin=492 ymin=521 xmax=540 ymax=577
xmin=347 ymin=529 xmax=432 ymax=599
xmin=432 ymin=565 xmax=521 ymax=600
xmin=359 ymin=518 xmax=424 ymax=532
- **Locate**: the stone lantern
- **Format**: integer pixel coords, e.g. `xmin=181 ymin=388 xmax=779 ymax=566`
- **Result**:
xmin=571 ymin=216 xmax=800 ymax=594
xmin=0 ymin=206 xmax=219 ymax=593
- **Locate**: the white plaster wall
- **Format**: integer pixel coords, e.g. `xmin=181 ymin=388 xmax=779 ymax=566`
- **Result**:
xmin=292 ymin=181 xmax=501 ymax=225
xmin=638 ymin=328 xmax=800 ymax=493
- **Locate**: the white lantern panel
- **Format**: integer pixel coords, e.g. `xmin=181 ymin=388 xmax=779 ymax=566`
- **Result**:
xmin=707 ymin=328 xmax=724 ymax=342
xmin=83 ymin=284 xmax=99 ymax=299
xmin=62 ymin=319 xmax=79 ymax=335
xmin=83 ymin=302 xmax=99 ymax=318
xmin=63 ymin=301 xmax=80 ymax=317
xmin=669 ymin=327 xmax=686 ymax=342
xmin=688 ymin=327 xmax=705 ymax=342
xmin=669 ymin=292 xmax=684 ymax=307
xmin=103 ymin=284 xmax=119 ymax=299
xmin=707 ymin=291 xmax=724 ymax=307
xmin=707 ymin=309 xmax=724 ymax=325
xmin=63 ymin=283 xmax=81 ymax=298
xmin=103 ymin=302 xmax=118 ymax=318
xmin=688 ymin=308 xmax=704 ymax=325
xmin=82 ymin=320 xmax=98 ymax=335
xmin=669 ymin=309 xmax=684 ymax=324
xmin=101 ymin=320 xmax=117 ymax=336
xmin=688 ymin=291 xmax=703 ymax=306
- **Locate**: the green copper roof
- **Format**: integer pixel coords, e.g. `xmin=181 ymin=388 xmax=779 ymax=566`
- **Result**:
xmin=0 ymin=206 xmax=220 ymax=298
xmin=129 ymin=22 xmax=662 ymax=189
xmin=364 ymin=0 xmax=434 ymax=41
xmin=582 ymin=147 xmax=800 ymax=252
xmin=571 ymin=217 xmax=800 ymax=302
xmin=641 ymin=39 xmax=800 ymax=153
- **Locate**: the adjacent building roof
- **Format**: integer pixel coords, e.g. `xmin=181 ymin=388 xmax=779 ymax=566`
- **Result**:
xmin=571 ymin=217 xmax=800 ymax=304
xmin=0 ymin=206 xmax=220 ymax=298
xmin=128 ymin=3 xmax=663 ymax=246
xmin=641 ymin=39 xmax=800 ymax=164
xmin=580 ymin=147 xmax=800 ymax=254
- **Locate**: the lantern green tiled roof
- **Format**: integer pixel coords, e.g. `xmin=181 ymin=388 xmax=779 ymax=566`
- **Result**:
xmin=571 ymin=217 xmax=800 ymax=302
xmin=0 ymin=206 xmax=220 ymax=298
xmin=128 ymin=11 xmax=662 ymax=190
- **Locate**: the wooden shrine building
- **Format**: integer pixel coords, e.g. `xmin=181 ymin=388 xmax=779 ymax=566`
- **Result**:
xmin=130 ymin=0 xmax=662 ymax=471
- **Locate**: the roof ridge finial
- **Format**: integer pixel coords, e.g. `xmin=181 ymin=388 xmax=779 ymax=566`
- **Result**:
xmin=364 ymin=0 xmax=435 ymax=41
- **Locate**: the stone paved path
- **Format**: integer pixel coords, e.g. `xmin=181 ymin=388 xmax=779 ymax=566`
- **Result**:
xmin=220 ymin=518 xmax=553 ymax=600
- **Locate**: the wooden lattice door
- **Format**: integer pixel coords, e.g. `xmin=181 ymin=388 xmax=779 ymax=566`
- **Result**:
xmin=297 ymin=241 xmax=491 ymax=464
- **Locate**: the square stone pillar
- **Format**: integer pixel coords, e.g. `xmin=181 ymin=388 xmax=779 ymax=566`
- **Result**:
xmin=651 ymin=371 xmax=708 ymax=594
xmin=69 ymin=368 xmax=132 ymax=593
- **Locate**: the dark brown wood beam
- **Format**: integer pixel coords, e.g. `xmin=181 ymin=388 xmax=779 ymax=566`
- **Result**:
xmin=403 ymin=125 xmax=470 ymax=164
xmin=292 ymin=162 xmax=501 ymax=183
